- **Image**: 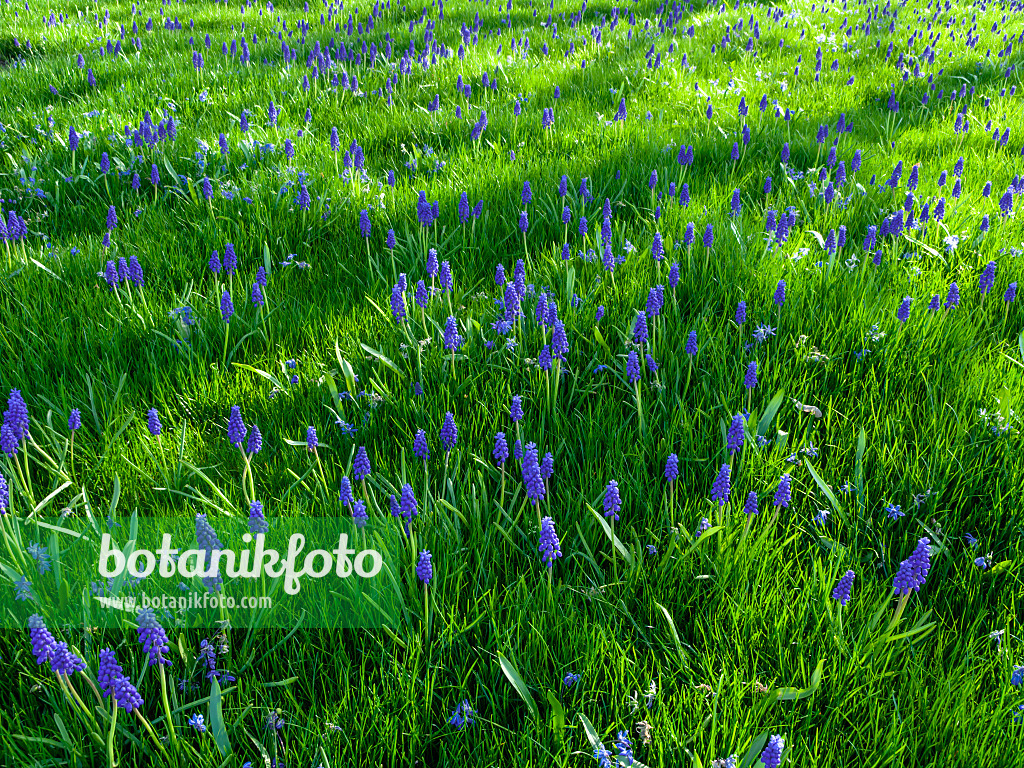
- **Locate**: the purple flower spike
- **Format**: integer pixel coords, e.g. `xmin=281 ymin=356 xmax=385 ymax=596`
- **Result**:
xmin=760 ymin=735 xmax=785 ymax=768
xmin=28 ymin=614 xmax=58 ymax=665
xmin=440 ymin=412 xmax=458 ymax=451
xmin=710 ymin=463 xmax=731 ymax=506
xmin=832 ymin=570 xmax=855 ymax=606
xmin=603 ymin=480 xmax=622 ymax=521
xmin=137 ymin=607 xmax=172 ymax=667
xmin=773 ymin=473 xmax=792 ymax=508
xmin=416 ymin=550 xmax=433 ymax=584
xmin=539 ymin=516 xmax=562 ymax=568
xmin=893 ymin=538 xmax=931 ymax=596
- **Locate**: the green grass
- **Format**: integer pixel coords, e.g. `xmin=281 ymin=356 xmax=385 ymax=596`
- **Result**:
xmin=0 ymin=0 xmax=1023 ymax=764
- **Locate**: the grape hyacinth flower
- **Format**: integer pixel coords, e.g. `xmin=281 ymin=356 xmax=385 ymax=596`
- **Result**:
xmin=735 ymin=301 xmax=747 ymax=325
xmin=221 ymin=290 xmax=234 ymax=323
xmin=390 ymin=281 xmax=406 ymax=322
xmin=538 ymin=516 xmax=562 ymax=567
xmin=522 ymin=444 xmax=545 ymax=503
xmin=685 ymin=330 xmax=698 ymax=356
xmin=633 ymin=312 xmax=649 ymax=345
xmin=511 ymin=395 xmax=524 ymax=422
xmin=137 ymin=607 xmax=172 ymax=666
xmin=339 ymin=476 xmax=354 ymax=507
xmin=68 ymin=409 xmax=81 ymax=432
xmin=774 ymin=474 xmax=792 ymax=508
xmin=195 ymin=513 xmax=224 ymax=593
xmin=246 ymin=426 xmax=262 ymax=456
xmin=626 ymin=350 xmax=641 ymax=383
xmin=51 ymin=642 xmax=87 ymax=677
xmin=897 ymin=297 xmax=912 ymax=323
xmin=97 ymin=648 xmax=124 ymax=696
xmin=945 ymin=282 xmax=960 ymax=309
xmin=744 ymin=491 xmax=759 ymax=517
xmin=227 ymin=406 xmax=246 ymax=447
xmin=440 ymin=412 xmax=458 ymax=452
xmin=744 ymin=361 xmax=758 ymax=389
xmin=353 ymin=446 xmax=371 ymax=480
xmin=413 ymin=429 xmax=429 ymax=461
xmin=146 ymin=408 xmax=162 ymax=437
xmin=493 ymin=432 xmax=509 ymax=466
xmin=645 ymin=442 xmax=670 ymax=481
xmin=760 ymin=735 xmax=784 ymax=768
xmin=249 ymin=500 xmax=269 ymax=534
xmin=352 ymin=499 xmax=368 ymax=528
xmin=832 ymin=570 xmax=855 ymax=606
xmin=603 ymin=480 xmax=622 ymax=522
xmin=727 ymin=414 xmax=744 ymax=455
xmin=28 ymin=614 xmax=58 ymax=665
xmin=893 ymin=537 xmax=931 ymax=595
xmin=416 ymin=550 xmax=433 ymax=584
xmin=979 ymin=261 xmax=997 ymax=296
xmin=112 ymin=674 xmax=145 ymax=713
xmin=710 ymin=463 xmax=731 ymax=506
xmin=773 ymin=279 xmax=786 ymax=306
xmin=443 ymin=316 xmax=462 ymax=351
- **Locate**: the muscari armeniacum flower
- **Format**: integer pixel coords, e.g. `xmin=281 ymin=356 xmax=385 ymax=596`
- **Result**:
xmin=248 ymin=500 xmax=269 ymax=534
xmin=665 ymin=453 xmax=679 ymax=483
xmin=413 ymin=429 xmax=429 ymax=461
xmin=774 ymin=474 xmax=792 ymax=507
xmin=227 ymin=406 xmax=246 ymax=447
xmin=137 ymin=607 xmax=172 ymax=666
xmin=727 ymin=414 xmax=744 ymax=454
xmin=539 ymin=516 xmax=562 ymax=567
xmin=97 ymin=648 xmax=124 ymax=696
xmin=440 ymin=412 xmax=458 ymax=451
xmin=195 ymin=513 xmax=224 ymax=593
xmin=760 ymin=734 xmax=784 ymax=768
xmin=893 ymin=537 xmax=932 ymax=596
xmin=493 ymin=432 xmax=509 ymax=466
xmin=603 ymin=480 xmax=622 ymax=521
xmin=832 ymin=570 xmax=855 ymax=606
xmin=522 ymin=444 xmax=545 ymax=503
xmin=710 ymin=463 xmax=731 ymax=506
xmin=416 ymin=550 xmax=433 ymax=584
xmin=28 ymin=614 xmax=58 ymax=665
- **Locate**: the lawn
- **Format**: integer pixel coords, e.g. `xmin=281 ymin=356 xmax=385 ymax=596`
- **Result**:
xmin=0 ymin=0 xmax=1023 ymax=765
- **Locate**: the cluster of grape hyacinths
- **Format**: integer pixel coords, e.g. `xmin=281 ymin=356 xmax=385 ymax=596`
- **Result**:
xmin=28 ymin=614 xmax=58 ymax=665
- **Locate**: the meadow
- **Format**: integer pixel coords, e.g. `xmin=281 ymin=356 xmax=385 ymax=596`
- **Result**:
xmin=1 ymin=0 xmax=1023 ymax=764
